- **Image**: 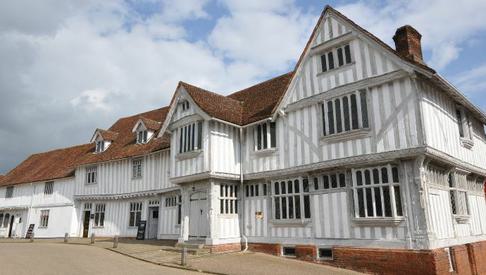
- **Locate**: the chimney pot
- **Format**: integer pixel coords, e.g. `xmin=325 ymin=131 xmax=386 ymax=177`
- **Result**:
xmin=393 ymin=25 xmax=423 ymax=64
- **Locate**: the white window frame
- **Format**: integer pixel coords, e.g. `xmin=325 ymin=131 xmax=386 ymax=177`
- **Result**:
xmin=314 ymin=171 xmax=346 ymax=191
xmin=5 ymin=186 xmax=13 ymax=199
xmin=165 ymin=195 xmax=177 ymax=207
xmin=271 ymin=177 xmax=311 ymax=222
xmin=352 ymin=164 xmax=403 ymax=222
xmin=137 ymin=130 xmax=148 ymax=144
xmin=254 ymin=121 xmax=276 ymax=151
xmin=128 ymin=202 xmax=142 ymax=227
xmin=95 ymin=140 xmax=105 ymax=153
xmin=456 ymin=106 xmax=474 ymax=148
xmin=86 ymin=166 xmax=97 ymax=185
xmin=132 ymin=158 xmax=143 ymax=179
xmin=320 ymin=43 xmax=353 ymax=73
xmin=180 ymin=100 xmax=190 ymax=112
xmin=220 ymin=184 xmax=238 ymax=215
xmin=94 ymin=203 xmax=105 ymax=227
xmin=449 ymin=172 xmax=471 ymax=221
xmin=44 ymin=181 xmax=54 ymax=195
xmin=178 ymin=121 xmax=202 ymax=154
xmin=39 ymin=210 xmax=49 ymax=228
xmin=321 ymin=90 xmax=369 ymax=138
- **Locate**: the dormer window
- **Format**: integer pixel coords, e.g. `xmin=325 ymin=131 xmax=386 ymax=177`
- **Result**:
xmin=137 ymin=130 xmax=148 ymax=144
xmin=181 ymin=100 xmax=190 ymax=112
xmin=95 ymin=140 xmax=105 ymax=153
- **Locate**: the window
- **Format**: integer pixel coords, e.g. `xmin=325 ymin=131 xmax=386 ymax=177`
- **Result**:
xmin=2 ymin=213 xmax=9 ymax=228
xmin=0 ymin=213 xmax=3 ymax=228
xmin=180 ymin=100 xmax=190 ymax=112
xmin=86 ymin=166 xmax=97 ymax=184
xmin=322 ymin=90 xmax=369 ymax=136
xmin=220 ymin=184 xmax=238 ymax=214
xmin=246 ymin=183 xmax=266 ymax=197
xmin=39 ymin=210 xmax=49 ymax=228
xmin=95 ymin=140 xmax=105 ymax=153
xmin=456 ymin=106 xmax=474 ymax=148
xmin=255 ymin=121 xmax=276 ymax=151
xmin=165 ymin=195 xmax=177 ymax=207
xmin=44 ymin=181 xmax=54 ymax=195
xmin=137 ymin=130 xmax=148 ymax=144
xmin=352 ymin=165 xmax=403 ymax=219
xmin=449 ymin=173 xmax=470 ymax=217
xmin=129 ymin=202 xmax=142 ymax=227
xmin=5 ymin=186 xmax=13 ymax=199
xmin=320 ymin=44 xmax=352 ymax=72
xmin=94 ymin=204 xmax=105 ymax=227
xmin=272 ymin=177 xmax=311 ymax=220
xmin=132 ymin=158 xmax=143 ymax=179
xmin=179 ymin=121 xmax=203 ymax=153
xmin=282 ymin=247 xmax=296 ymax=257
xmin=177 ymin=195 xmax=182 ymax=225
xmin=318 ymin=248 xmax=334 ymax=260
xmin=315 ymin=172 xmax=346 ymax=190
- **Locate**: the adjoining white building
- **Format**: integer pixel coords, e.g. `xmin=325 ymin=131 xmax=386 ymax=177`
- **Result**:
xmin=1 ymin=5 xmax=486 ymax=274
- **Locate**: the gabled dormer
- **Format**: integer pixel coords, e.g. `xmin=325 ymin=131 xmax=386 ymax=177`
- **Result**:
xmin=90 ymin=129 xmax=117 ymax=153
xmin=132 ymin=117 xmax=160 ymax=144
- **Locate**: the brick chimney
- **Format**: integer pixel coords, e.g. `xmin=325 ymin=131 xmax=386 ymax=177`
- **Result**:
xmin=393 ymin=25 xmax=423 ymax=64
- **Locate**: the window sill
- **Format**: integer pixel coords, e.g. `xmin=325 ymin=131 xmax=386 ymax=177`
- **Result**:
xmin=85 ymin=183 xmax=97 ymax=186
xmin=38 ymin=227 xmax=48 ymax=229
xmin=454 ymin=215 xmax=470 ymax=224
xmin=317 ymin=62 xmax=356 ymax=77
xmin=218 ymin=214 xmax=239 ymax=219
xmin=321 ymin=128 xmax=371 ymax=143
xmin=352 ymin=217 xmax=404 ymax=226
xmin=253 ymin=148 xmax=277 ymax=156
xmin=176 ymin=150 xmax=202 ymax=160
xmin=270 ymin=219 xmax=311 ymax=227
xmin=92 ymin=226 xmax=104 ymax=229
xmin=460 ymin=138 xmax=474 ymax=149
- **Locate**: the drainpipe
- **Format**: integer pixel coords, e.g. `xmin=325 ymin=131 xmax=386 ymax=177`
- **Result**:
xmin=239 ymin=127 xmax=248 ymax=252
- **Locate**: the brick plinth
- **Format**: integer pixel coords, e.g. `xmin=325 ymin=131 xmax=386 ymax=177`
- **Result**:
xmin=207 ymin=243 xmax=242 ymax=253
xmin=295 ymin=245 xmax=316 ymax=262
xmin=248 ymin=243 xmax=281 ymax=255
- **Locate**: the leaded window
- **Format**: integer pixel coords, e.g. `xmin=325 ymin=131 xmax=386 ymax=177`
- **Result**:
xmin=220 ymin=184 xmax=238 ymax=214
xmin=94 ymin=204 xmax=105 ymax=227
xmin=179 ymin=121 xmax=203 ymax=153
xmin=86 ymin=166 xmax=97 ymax=184
xmin=44 ymin=181 xmax=54 ymax=195
xmin=320 ymin=44 xmax=352 ymax=72
xmin=40 ymin=210 xmax=49 ymax=228
xmin=322 ymin=90 xmax=369 ymax=136
xmin=129 ymin=202 xmax=142 ymax=227
xmin=255 ymin=122 xmax=276 ymax=151
xmin=132 ymin=158 xmax=143 ymax=179
xmin=272 ymin=177 xmax=311 ymax=220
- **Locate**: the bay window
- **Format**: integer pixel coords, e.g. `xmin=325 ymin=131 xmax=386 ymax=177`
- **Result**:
xmin=322 ymin=90 xmax=369 ymax=137
xmin=179 ymin=121 xmax=203 ymax=154
xmin=272 ymin=177 xmax=311 ymax=221
xmin=352 ymin=165 xmax=403 ymax=219
xmin=255 ymin=121 xmax=276 ymax=151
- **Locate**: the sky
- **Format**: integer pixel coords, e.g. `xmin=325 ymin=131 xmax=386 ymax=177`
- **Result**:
xmin=1 ymin=0 xmax=486 ymax=174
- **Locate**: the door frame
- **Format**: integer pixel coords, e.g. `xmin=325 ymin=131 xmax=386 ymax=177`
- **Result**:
xmin=82 ymin=210 xmax=91 ymax=238
xmin=188 ymin=191 xmax=208 ymax=239
xmin=147 ymin=206 xmax=159 ymax=240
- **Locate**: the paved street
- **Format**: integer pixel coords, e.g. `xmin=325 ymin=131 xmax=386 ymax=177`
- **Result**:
xmin=0 ymin=243 xmax=197 ymax=275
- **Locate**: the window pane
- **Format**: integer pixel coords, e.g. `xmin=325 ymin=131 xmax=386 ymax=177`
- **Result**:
xmin=191 ymin=124 xmax=195 ymax=151
xmin=197 ymin=121 xmax=203 ymax=149
xmin=392 ymin=167 xmax=399 ymax=183
xmin=281 ymin=182 xmax=286 ymax=195
xmin=358 ymin=189 xmax=365 ymax=217
xmin=374 ymin=187 xmax=383 ymax=217
xmin=321 ymin=104 xmax=327 ymax=136
xmin=275 ymin=198 xmax=281 ymax=219
xmin=303 ymin=179 xmax=309 ymax=192
xmin=365 ymin=170 xmax=371 ymax=185
xmin=245 ymin=185 xmax=249 ymax=197
xmin=321 ymin=54 xmax=327 ymax=72
xmin=337 ymin=47 xmax=344 ymax=66
xmin=351 ymin=94 xmax=359 ymax=129
xmin=295 ymin=195 xmax=301 ymax=219
xmin=360 ymin=90 xmax=369 ymax=128
xmin=339 ymin=173 xmax=346 ymax=188
xmin=313 ymin=178 xmax=319 ymax=190
xmin=257 ymin=125 xmax=262 ymax=150
xmin=275 ymin=182 xmax=279 ymax=195
xmin=263 ymin=184 xmax=267 ymax=196
xmin=327 ymin=101 xmax=335 ymax=135
xmin=288 ymin=196 xmax=294 ymax=219
xmin=220 ymin=200 xmax=224 ymax=214
xmin=331 ymin=174 xmax=338 ymax=188
xmin=394 ymin=186 xmax=403 ymax=216
xmin=356 ymin=171 xmax=363 ymax=186
xmin=327 ymin=52 xmax=335 ymax=70
xmin=270 ymin=122 xmax=276 ymax=148
xmin=282 ymin=197 xmax=287 ymax=219
xmin=366 ymin=188 xmax=373 ymax=217
xmin=344 ymin=45 xmax=352 ymax=64
xmin=295 ymin=179 xmax=300 ymax=193
xmin=250 ymin=185 xmax=254 ymax=197
xmin=450 ymin=190 xmax=457 ymax=215
xmin=255 ymin=185 xmax=259 ymax=196
xmin=323 ymin=175 xmax=329 ymax=189
xmin=456 ymin=109 xmax=464 ymax=137
xmin=343 ymin=96 xmax=350 ymax=131
xmin=335 ymin=99 xmax=342 ymax=133
xmin=381 ymin=168 xmax=389 ymax=183
xmin=372 ymin=169 xmax=380 ymax=184
xmin=383 ymin=186 xmax=392 ymax=217
xmin=304 ymin=195 xmax=311 ymax=219
xmin=288 ymin=180 xmax=293 ymax=194
xmin=262 ymin=123 xmax=268 ymax=149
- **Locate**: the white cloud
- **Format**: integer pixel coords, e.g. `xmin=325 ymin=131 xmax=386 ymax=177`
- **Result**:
xmin=71 ymin=89 xmax=113 ymax=111
xmin=337 ymin=0 xmax=486 ymax=70
xmin=453 ymin=63 xmax=486 ymax=94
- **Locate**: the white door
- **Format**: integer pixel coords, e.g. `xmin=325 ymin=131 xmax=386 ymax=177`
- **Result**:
xmin=148 ymin=207 xmax=159 ymax=239
xmin=189 ymin=192 xmax=208 ymax=238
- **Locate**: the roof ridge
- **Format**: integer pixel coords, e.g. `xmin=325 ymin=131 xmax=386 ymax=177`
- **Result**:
xmin=28 ymin=143 xmax=91 ymax=157
xmin=180 ymin=81 xmax=243 ymax=104
xmin=227 ymin=71 xmax=295 ymax=98
xmin=116 ymin=106 xmax=170 ymax=121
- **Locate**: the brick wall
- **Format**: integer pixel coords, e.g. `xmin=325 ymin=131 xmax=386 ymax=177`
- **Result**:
xmin=208 ymin=243 xmax=242 ymax=253
xmin=248 ymin=243 xmax=281 ymax=256
xmin=295 ymin=245 xmax=316 ymax=262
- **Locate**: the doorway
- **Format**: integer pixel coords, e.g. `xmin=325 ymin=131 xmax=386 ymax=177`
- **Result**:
xmin=189 ymin=192 xmax=208 ymax=239
xmin=7 ymin=215 xmax=14 ymax=238
xmin=82 ymin=211 xmax=90 ymax=238
xmin=147 ymin=207 xmax=159 ymax=239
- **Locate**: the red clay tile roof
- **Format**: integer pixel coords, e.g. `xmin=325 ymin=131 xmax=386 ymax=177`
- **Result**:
xmin=76 ymin=107 xmax=170 ymax=166
xmin=95 ymin=129 xmax=119 ymax=141
xmin=0 ymin=144 xmax=92 ymax=186
xmin=139 ymin=117 xmax=162 ymax=131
